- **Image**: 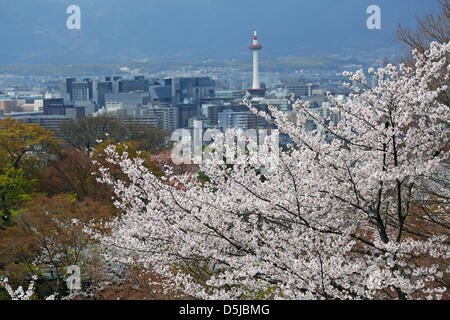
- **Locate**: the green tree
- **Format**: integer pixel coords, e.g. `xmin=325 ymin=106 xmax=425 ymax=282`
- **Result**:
xmin=0 ymin=117 xmax=60 ymax=171
xmin=0 ymin=166 xmax=34 ymax=227
xmin=0 ymin=117 xmax=60 ymax=225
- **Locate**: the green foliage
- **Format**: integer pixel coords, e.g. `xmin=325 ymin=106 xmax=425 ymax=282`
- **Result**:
xmin=0 ymin=166 xmax=35 ymax=226
xmin=0 ymin=117 xmax=59 ymax=226
xmin=198 ymin=171 xmax=210 ymax=185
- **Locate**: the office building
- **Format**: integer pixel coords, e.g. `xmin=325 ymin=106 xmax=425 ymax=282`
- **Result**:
xmin=278 ymin=80 xmax=318 ymax=98
xmin=0 ymin=100 xmax=18 ymax=113
xmin=65 ymin=78 xmax=76 ymax=101
xmin=93 ymin=81 xmax=113 ymax=108
xmin=119 ymin=76 xmax=149 ymax=93
xmin=148 ymin=105 xmax=178 ymax=132
xmin=164 ymin=77 xmax=215 ymax=105
xmin=104 ymin=92 xmax=150 ymax=116
xmin=177 ymin=103 xmax=201 ymax=129
xmin=218 ymin=109 xmax=263 ymax=132
xmin=72 ymin=80 xmax=92 ymax=102
xmin=122 ymin=115 xmax=158 ymax=128
xmin=0 ymin=112 xmax=72 ymax=135
xmin=43 ymin=98 xmax=66 ymax=116
xmin=201 ymin=104 xmax=226 ymax=126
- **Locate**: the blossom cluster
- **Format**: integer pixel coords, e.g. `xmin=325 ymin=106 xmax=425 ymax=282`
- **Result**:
xmin=93 ymin=42 xmax=450 ymax=300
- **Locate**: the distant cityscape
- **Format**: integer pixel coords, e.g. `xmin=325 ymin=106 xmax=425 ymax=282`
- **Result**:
xmin=0 ymin=75 xmax=354 ymax=137
xmin=0 ymin=30 xmax=383 ymax=144
xmin=0 ymin=0 xmax=447 ymax=304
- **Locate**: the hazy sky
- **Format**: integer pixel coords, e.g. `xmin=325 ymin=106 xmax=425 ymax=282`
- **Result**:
xmin=0 ymin=0 xmax=443 ymax=64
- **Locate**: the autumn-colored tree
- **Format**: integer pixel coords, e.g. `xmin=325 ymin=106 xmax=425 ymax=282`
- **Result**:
xmin=92 ymin=140 xmax=165 ymax=182
xmin=397 ymin=4 xmax=449 ymax=283
xmin=122 ymin=122 xmax=169 ymax=152
xmin=0 ymin=117 xmax=60 ymax=171
xmin=0 ymin=194 xmax=115 ymax=298
xmin=58 ymin=115 xmax=124 ymax=152
xmin=0 ymin=117 xmax=60 ymax=225
xmin=38 ymin=147 xmax=112 ymax=202
xmin=59 ymin=114 xmax=169 ymax=152
xmin=149 ymin=149 xmax=199 ymax=176
xmin=94 ymin=267 xmax=176 ymax=300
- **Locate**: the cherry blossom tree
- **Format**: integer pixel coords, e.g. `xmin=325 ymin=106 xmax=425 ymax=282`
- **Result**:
xmin=0 ymin=276 xmax=37 ymax=300
xmin=93 ymin=42 xmax=450 ymax=300
xmin=0 ymin=276 xmax=59 ymax=300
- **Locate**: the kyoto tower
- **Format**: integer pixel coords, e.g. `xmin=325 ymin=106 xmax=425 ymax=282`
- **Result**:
xmin=247 ymin=29 xmax=266 ymax=97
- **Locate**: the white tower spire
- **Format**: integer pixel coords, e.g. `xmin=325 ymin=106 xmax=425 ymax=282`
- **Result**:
xmin=248 ymin=29 xmax=266 ymax=97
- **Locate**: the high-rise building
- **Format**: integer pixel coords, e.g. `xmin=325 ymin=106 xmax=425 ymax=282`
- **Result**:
xmin=34 ymin=99 xmax=44 ymax=112
xmin=71 ymin=80 xmax=92 ymax=102
xmin=43 ymin=98 xmax=66 ymax=116
xmin=149 ymin=85 xmax=172 ymax=104
xmin=164 ymin=77 xmax=215 ymax=105
xmin=119 ymin=76 xmax=149 ymax=93
xmin=148 ymin=105 xmax=178 ymax=132
xmin=104 ymin=92 xmax=150 ymax=116
xmin=177 ymin=103 xmax=201 ymax=129
xmin=65 ymin=76 xmax=136 ymax=108
xmin=278 ymin=80 xmax=318 ymax=98
xmin=122 ymin=115 xmax=158 ymax=128
xmin=93 ymin=81 xmax=113 ymax=107
xmin=65 ymin=78 xmax=76 ymax=100
xmin=42 ymin=98 xmax=84 ymax=119
xmin=201 ymin=104 xmax=226 ymax=126
xmin=5 ymin=114 xmax=73 ymax=134
xmin=0 ymin=100 xmax=18 ymax=113
xmin=218 ymin=109 xmax=263 ymax=132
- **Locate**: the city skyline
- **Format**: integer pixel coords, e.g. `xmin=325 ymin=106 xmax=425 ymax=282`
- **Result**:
xmin=0 ymin=0 xmax=448 ymax=305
